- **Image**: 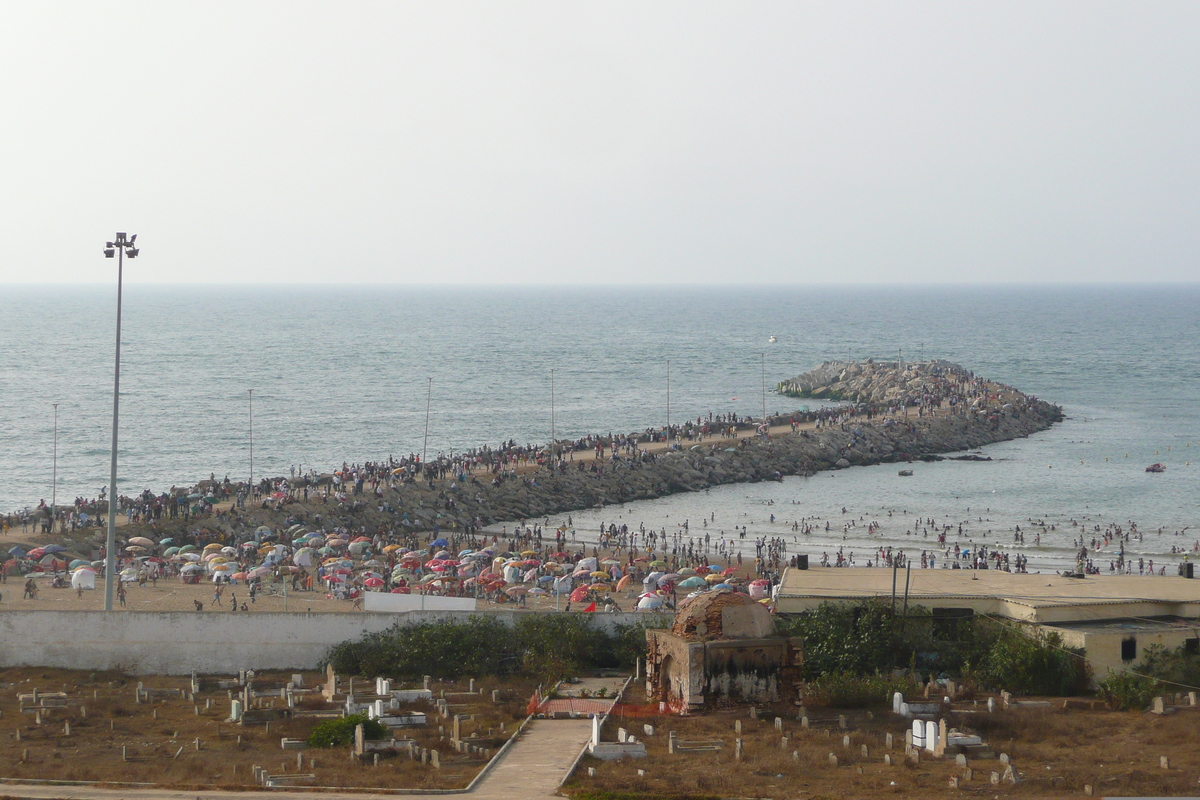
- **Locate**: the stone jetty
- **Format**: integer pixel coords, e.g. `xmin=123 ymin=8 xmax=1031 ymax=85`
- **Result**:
xmin=369 ymin=361 xmax=1061 ymax=527
xmin=44 ymin=361 xmax=1063 ymax=540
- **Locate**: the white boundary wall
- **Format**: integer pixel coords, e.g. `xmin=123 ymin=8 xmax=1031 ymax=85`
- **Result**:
xmin=0 ymin=610 xmax=664 ymax=675
xmin=363 ymin=593 xmax=477 ymax=612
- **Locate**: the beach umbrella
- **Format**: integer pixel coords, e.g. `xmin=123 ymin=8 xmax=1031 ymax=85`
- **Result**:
xmin=677 ymin=567 xmax=696 ymax=577
xmin=158 ymin=538 xmax=175 ymax=546
xmin=125 ymin=545 xmax=147 ymax=553
xmin=221 ymin=546 xmax=237 ymax=555
xmin=43 ymin=544 xmax=68 ymax=554
xmin=249 ymin=565 xmax=271 ymax=578
xmin=181 ymin=564 xmax=203 ymax=574
xmin=520 ymin=550 xmax=537 ymax=557
xmin=163 ymin=547 xmax=180 ymax=557
xmin=708 ymin=564 xmax=723 ymax=572
xmin=69 ymin=559 xmax=89 ymax=570
xmin=182 ymin=552 xmax=201 ymax=562
xmin=678 ymin=576 xmax=706 ymax=588
xmin=588 ymin=583 xmax=611 ymax=592
xmin=649 ymin=560 xmax=668 ymax=568
xmin=178 ymin=545 xmax=196 ymax=554
xmin=430 ymin=538 xmax=448 ymax=548
xmin=352 ymin=536 xmax=371 ymax=543
xmin=569 ymin=586 xmax=589 ymax=602
xmin=637 ymin=595 xmax=665 ymax=610
xmin=27 ymin=548 xmax=46 ymax=559
xmin=128 ymin=537 xmax=155 ymax=548
xmin=383 ymin=544 xmax=402 ymax=553
xmin=230 ymin=572 xmax=248 ymax=581
xmin=505 ymin=586 xmax=529 ymax=596
xmin=601 ymin=558 xmax=620 ymax=566
xmin=364 ymin=577 xmax=384 ymax=588
xmin=528 ymin=588 xmax=549 ymax=597
xmin=704 ymin=573 xmax=723 ymax=583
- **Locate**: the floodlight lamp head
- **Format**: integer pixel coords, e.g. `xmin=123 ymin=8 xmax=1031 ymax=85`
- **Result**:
xmin=127 ymin=247 xmax=139 ymax=258
xmin=115 ymin=232 xmax=127 ymax=244
xmin=104 ymin=248 xmax=116 ymax=258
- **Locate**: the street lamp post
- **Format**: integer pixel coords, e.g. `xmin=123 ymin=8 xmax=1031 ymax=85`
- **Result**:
xmin=760 ymin=353 xmax=767 ymax=423
xmin=550 ymin=368 xmax=555 ymax=469
xmin=665 ymin=359 xmax=671 ymax=449
xmin=103 ymin=232 xmax=139 ymax=612
xmin=422 ymin=377 xmax=432 ymax=467
xmin=51 ymin=403 xmax=59 ymax=511
xmin=248 ymin=389 xmax=254 ymax=500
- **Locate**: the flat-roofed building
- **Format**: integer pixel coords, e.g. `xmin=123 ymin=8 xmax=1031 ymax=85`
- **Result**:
xmin=774 ymin=568 xmax=1200 ymax=679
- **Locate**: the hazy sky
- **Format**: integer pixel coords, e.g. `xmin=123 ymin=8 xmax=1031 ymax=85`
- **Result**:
xmin=2 ymin=2 xmax=1197 ymax=284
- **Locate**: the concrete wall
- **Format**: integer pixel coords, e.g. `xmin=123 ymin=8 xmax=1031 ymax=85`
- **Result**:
xmin=1052 ymin=625 xmax=1200 ymax=681
xmin=0 ymin=610 xmax=666 ymax=676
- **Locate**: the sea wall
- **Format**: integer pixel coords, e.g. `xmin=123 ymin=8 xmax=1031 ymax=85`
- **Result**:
xmin=0 ymin=609 xmax=661 ymax=675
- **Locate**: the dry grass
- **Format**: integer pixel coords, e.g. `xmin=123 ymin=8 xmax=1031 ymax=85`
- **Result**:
xmin=565 ymin=689 xmax=1200 ymax=799
xmin=0 ymin=666 xmax=536 ymax=790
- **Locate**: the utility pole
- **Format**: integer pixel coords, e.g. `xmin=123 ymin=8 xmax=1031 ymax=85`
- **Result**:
xmin=550 ymin=368 xmax=555 ymax=468
xmin=422 ymin=377 xmax=432 ymax=467
xmin=248 ymin=389 xmax=254 ymax=499
xmin=51 ymin=403 xmax=59 ymax=511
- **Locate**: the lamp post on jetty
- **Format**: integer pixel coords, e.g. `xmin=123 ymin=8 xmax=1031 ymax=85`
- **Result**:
xmin=422 ymin=377 xmax=432 ymax=467
xmin=248 ymin=389 xmax=254 ymax=500
xmin=550 ymin=368 xmax=555 ymax=468
xmin=51 ymin=403 xmax=59 ymax=511
xmin=102 ymin=232 xmax=139 ymax=612
xmin=665 ymin=360 xmax=671 ymax=450
xmin=760 ymin=353 xmax=767 ymax=423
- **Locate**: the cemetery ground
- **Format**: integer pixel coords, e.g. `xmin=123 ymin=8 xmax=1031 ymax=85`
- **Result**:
xmin=0 ymin=666 xmax=537 ymax=791
xmin=565 ymin=693 xmax=1200 ymax=799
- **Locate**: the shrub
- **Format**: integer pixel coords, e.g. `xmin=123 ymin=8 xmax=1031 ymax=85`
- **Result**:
xmin=307 ymin=713 xmax=388 ymax=748
xmin=975 ymin=624 xmax=1089 ymax=696
xmin=1097 ymin=670 xmax=1158 ymax=711
xmin=803 ymin=671 xmax=915 ymax=708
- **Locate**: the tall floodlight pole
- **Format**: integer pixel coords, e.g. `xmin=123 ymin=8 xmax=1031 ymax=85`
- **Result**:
xmin=422 ymin=377 xmax=432 ymax=467
xmin=102 ymin=232 xmax=139 ymax=611
xmin=666 ymin=360 xmax=671 ymax=450
xmin=248 ymin=389 xmax=254 ymax=498
xmin=51 ymin=403 xmax=59 ymax=511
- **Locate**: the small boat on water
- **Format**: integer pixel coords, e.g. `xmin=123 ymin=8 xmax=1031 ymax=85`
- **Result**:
xmin=1146 ymin=463 xmax=1166 ymax=473
xmin=898 ymin=469 xmax=914 ymax=477
xmin=768 ymin=335 xmax=777 ymax=343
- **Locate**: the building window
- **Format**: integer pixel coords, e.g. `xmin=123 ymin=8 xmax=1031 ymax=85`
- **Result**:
xmin=1185 ymin=638 xmax=1199 ymax=656
xmin=1121 ymin=637 xmax=1137 ymax=662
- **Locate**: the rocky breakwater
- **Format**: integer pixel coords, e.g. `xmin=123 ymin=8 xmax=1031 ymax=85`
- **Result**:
xmin=385 ymin=362 xmax=1063 ymax=527
xmin=778 ymin=358 xmax=975 ymax=404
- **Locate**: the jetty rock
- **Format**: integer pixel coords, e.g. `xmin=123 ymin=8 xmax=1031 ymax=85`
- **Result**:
xmin=778 ymin=359 xmax=976 ymax=404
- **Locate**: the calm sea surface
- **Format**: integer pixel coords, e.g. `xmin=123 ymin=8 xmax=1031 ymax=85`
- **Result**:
xmin=3 ymin=284 xmax=1198 ymax=569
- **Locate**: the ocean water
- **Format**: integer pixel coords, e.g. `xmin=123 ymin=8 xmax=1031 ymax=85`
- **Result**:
xmin=2 ymin=284 xmax=1198 ymax=568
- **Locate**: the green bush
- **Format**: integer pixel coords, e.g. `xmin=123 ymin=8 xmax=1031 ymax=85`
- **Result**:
xmin=325 ymin=614 xmax=669 ymax=682
xmin=307 ymin=713 xmax=388 ymax=748
xmin=1097 ymin=670 xmax=1158 ymax=711
xmin=803 ymin=671 xmax=915 ymax=708
xmin=1139 ymin=643 xmax=1200 ymax=690
xmin=974 ymin=623 xmax=1089 ymax=696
